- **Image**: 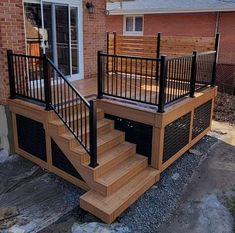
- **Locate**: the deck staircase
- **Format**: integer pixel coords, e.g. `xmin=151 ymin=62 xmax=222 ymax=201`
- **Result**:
xmin=47 ymin=103 xmax=160 ymax=223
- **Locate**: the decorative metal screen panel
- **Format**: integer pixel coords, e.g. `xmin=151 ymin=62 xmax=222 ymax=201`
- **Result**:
xmin=192 ymin=100 xmax=212 ymax=139
xmin=16 ymin=114 xmax=47 ymax=161
xmin=163 ymin=112 xmax=191 ymax=163
xmin=105 ymin=114 xmax=153 ymax=164
xmin=51 ymin=140 xmax=84 ymax=181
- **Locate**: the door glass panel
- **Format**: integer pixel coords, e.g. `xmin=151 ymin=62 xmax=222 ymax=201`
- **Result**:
xmin=24 ymin=3 xmax=43 ymax=57
xmin=70 ymin=7 xmax=79 ymax=74
xmin=56 ymin=5 xmax=70 ymax=76
xmin=43 ymin=4 xmax=53 ymax=60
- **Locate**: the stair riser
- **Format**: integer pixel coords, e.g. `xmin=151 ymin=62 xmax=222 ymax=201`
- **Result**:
xmin=80 ymin=175 xmax=156 ymax=224
xmin=97 ymin=134 xmax=125 ymax=155
xmin=51 ymin=110 xmax=104 ymax=121
xmin=70 ymin=122 xmax=115 ymax=148
xmin=93 ymin=145 xmax=136 ymax=179
xmin=96 ymin=159 xmax=148 ymax=196
xmin=50 ymin=110 xmax=104 ymax=128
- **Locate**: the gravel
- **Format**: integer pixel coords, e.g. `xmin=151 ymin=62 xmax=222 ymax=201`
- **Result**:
xmin=41 ymin=135 xmax=218 ymax=233
xmin=114 ymin=135 xmax=218 ymax=233
xmin=214 ymin=92 xmax=235 ymax=126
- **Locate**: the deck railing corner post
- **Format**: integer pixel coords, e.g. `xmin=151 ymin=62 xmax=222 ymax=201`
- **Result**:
xmin=97 ymin=50 xmax=103 ymax=99
xmin=7 ymin=49 xmax=16 ymax=99
xmin=89 ymin=100 xmax=98 ymax=168
xmin=158 ymin=55 xmax=167 ymax=113
xmin=190 ymin=51 xmax=197 ymax=98
xmin=43 ymin=54 xmax=52 ymax=111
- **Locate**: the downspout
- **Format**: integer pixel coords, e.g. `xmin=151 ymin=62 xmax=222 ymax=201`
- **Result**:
xmin=215 ymin=11 xmax=220 ymax=35
xmin=40 ymin=0 xmax=46 ymax=54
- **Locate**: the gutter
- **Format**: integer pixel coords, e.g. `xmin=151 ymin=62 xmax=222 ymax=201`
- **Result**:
xmin=108 ymin=8 xmax=235 ymax=15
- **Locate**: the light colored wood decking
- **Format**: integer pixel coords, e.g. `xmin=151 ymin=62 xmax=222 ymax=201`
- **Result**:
xmin=8 ymin=80 xmax=217 ymax=224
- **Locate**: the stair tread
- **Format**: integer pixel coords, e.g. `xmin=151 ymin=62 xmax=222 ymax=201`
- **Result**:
xmin=80 ymin=167 xmax=160 ymax=214
xmin=72 ymin=130 xmax=125 ymax=153
xmin=49 ymin=108 xmax=103 ymax=126
xmin=59 ymin=118 xmax=113 ymax=139
xmin=96 ymin=154 xmax=147 ymax=186
xmin=96 ymin=141 xmax=135 ymax=166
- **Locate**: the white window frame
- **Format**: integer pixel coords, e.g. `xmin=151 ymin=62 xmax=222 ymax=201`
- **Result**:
xmin=123 ymin=15 xmax=144 ymax=36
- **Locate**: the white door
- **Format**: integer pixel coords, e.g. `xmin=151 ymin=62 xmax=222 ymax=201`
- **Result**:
xmin=24 ymin=0 xmax=84 ymax=81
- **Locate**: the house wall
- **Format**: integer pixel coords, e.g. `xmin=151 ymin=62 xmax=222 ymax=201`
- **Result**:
xmin=83 ymin=0 xmax=107 ymax=79
xmin=0 ymin=0 xmax=107 ymax=152
xmin=106 ymin=12 xmax=235 ymax=64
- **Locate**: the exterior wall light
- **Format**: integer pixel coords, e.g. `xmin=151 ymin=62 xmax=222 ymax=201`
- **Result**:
xmin=86 ymin=1 xmax=95 ymax=14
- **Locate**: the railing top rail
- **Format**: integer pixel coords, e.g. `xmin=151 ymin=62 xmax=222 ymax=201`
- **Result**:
xmin=100 ymin=52 xmax=161 ymax=62
xmin=11 ymin=53 xmax=43 ymax=60
xmin=47 ymin=58 xmax=90 ymax=107
xmin=197 ymin=50 xmax=216 ymax=56
xmin=166 ymin=54 xmax=194 ymax=61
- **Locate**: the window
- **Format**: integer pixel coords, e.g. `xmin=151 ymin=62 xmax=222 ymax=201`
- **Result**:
xmin=124 ymin=15 xmax=143 ymax=35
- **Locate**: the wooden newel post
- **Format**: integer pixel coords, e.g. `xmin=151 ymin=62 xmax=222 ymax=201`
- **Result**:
xmin=190 ymin=51 xmax=198 ymax=98
xmin=158 ymin=55 xmax=167 ymax=113
xmin=43 ymin=54 xmax=51 ymax=111
xmin=97 ymin=51 xmax=103 ymax=99
xmin=7 ymin=50 xmax=16 ymax=99
xmin=211 ymin=33 xmax=220 ymax=87
xmin=89 ymin=100 xmax=98 ymax=168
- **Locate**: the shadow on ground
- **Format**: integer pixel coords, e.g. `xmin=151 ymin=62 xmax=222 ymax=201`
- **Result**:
xmin=0 ymin=121 xmax=234 ymax=233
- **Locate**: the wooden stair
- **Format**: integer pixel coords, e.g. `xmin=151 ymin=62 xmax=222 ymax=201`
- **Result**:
xmin=47 ymin=105 xmax=160 ymax=223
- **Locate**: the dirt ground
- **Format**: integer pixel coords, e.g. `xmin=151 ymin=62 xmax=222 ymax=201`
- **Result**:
xmin=214 ymin=92 xmax=235 ymax=126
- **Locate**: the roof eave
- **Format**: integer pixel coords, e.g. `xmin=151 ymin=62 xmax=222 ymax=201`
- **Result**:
xmin=108 ymin=8 xmax=235 ymax=15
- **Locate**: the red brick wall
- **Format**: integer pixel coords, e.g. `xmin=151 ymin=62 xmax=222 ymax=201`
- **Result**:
xmin=218 ymin=12 xmax=235 ymax=64
xmin=106 ymin=12 xmax=235 ymax=64
xmin=0 ymin=0 xmax=107 ymax=105
xmin=0 ymin=0 xmax=26 ymax=105
xmin=83 ymin=0 xmax=107 ymax=79
xmin=144 ymin=13 xmax=216 ymax=36
xmin=106 ymin=15 xmax=123 ymax=34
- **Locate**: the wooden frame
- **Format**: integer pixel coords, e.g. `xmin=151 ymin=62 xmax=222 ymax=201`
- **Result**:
xmin=9 ymin=99 xmax=89 ymax=191
xmin=97 ymin=87 xmax=217 ymax=171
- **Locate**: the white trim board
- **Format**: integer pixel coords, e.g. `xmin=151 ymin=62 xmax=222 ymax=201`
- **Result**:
xmin=108 ymin=8 xmax=235 ymax=15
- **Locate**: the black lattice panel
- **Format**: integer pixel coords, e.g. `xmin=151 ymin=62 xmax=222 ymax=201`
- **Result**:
xmin=192 ymin=100 xmax=212 ymax=139
xmin=163 ymin=112 xmax=191 ymax=163
xmin=16 ymin=114 xmax=47 ymax=161
xmin=51 ymin=140 xmax=84 ymax=181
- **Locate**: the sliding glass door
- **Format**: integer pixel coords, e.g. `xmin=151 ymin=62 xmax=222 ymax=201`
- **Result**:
xmin=24 ymin=1 xmax=83 ymax=80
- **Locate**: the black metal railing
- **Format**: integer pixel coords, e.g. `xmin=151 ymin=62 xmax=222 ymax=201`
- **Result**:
xmin=7 ymin=50 xmax=98 ymax=168
xmin=98 ymin=52 xmax=161 ymax=105
xmin=98 ymin=45 xmax=218 ymax=113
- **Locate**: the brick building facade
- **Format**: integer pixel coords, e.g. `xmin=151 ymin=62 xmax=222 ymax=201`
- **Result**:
xmin=106 ymin=12 xmax=235 ymax=65
xmin=0 ymin=0 xmax=106 ymax=152
xmin=0 ymin=0 xmax=106 ymax=105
